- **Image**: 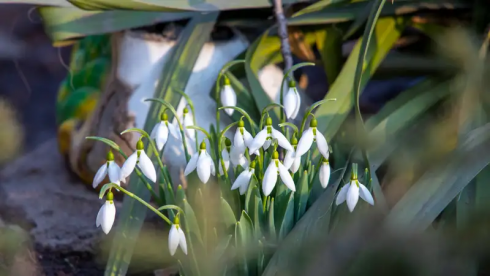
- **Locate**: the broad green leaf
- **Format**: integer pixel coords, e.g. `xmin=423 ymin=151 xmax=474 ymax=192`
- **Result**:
xmin=220 ymin=197 xmax=237 ymax=232
xmin=213 ymin=235 xmax=232 ymax=261
xmin=316 ymin=27 xmax=343 ymax=86
xmin=0 ymin=0 xmax=72 ymax=6
xmin=385 ymin=124 xmax=490 ymax=232
xmin=136 ymin=0 xmax=315 ymax=11
xmin=38 ymin=7 xmax=194 ymax=43
xmin=104 ymin=13 xmax=218 ymax=276
xmin=313 ymin=17 xmax=404 ymax=150
xmin=250 ymin=187 xmax=265 ymax=238
xmin=244 ymin=31 xmax=281 ymax=123
xmin=182 ymin=199 xmax=203 ymax=244
xmin=367 ymin=80 xmax=451 ymax=169
xmin=278 ymin=192 xmax=295 ymax=240
xmin=289 ymin=1 xmax=468 ymax=26
xmin=268 ymin=198 xmax=276 ymax=239
xmin=263 ymin=162 xmax=349 ymax=275
xmin=235 ymin=211 xmax=255 ymax=276
xmin=294 ymin=170 xmax=309 ymax=223
xmin=245 ymin=175 xmax=258 ymax=214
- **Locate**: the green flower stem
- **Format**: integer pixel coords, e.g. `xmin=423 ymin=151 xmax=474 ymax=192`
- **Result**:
xmin=218 ymin=106 xmax=257 ymax=136
xmin=86 ymin=136 xmax=160 ymax=201
xmin=219 ymin=121 xmax=240 ymax=180
xmin=215 ymin=60 xmax=246 ymax=134
xmin=299 ymin=113 xmax=315 ymax=138
xmin=186 ymin=125 xmax=212 ymax=141
xmin=145 ymin=99 xmax=191 ymax=162
xmin=102 ymin=183 xmax=172 ymax=225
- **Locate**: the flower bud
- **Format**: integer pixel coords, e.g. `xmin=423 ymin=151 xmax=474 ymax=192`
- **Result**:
xmin=106 ymin=150 xmax=114 ymax=161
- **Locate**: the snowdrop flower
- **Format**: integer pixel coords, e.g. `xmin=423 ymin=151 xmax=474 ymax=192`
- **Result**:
xmin=150 ymin=112 xmax=180 ymax=151
xmin=284 ymin=80 xmax=300 ymax=120
xmin=283 ymin=135 xmax=301 ymax=173
xmin=319 ymin=158 xmax=331 ymax=188
xmin=335 ymin=177 xmax=374 ymax=212
xmin=184 ymin=141 xmax=216 ymax=183
xmin=296 ymin=118 xmax=329 ymax=160
xmin=120 ymin=140 xmax=157 ymax=182
xmin=220 ymin=76 xmax=236 ymax=116
xmin=219 ymin=139 xmax=231 ymax=175
xmin=263 ymin=151 xmax=296 ymax=196
xmin=182 ymin=107 xmax=195 ymax=140
xmin=168 ymin=216 xmax=188 ymax=256
xmin=231 ymin=161 xmax=255 ymax=195
xmin=93 ymin=151 xmax=124 ymax=188
xmin=230 ymin=119 xmax=258 ymax=167
xmin=249 ymin=117 xmax=293 ymax=154
xmin=96 ymin=191 xmax=116 ymax=234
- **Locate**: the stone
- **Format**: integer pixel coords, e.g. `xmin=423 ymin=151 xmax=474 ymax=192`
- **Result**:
xmin=0 ymin=138 xmax=121 ymax=253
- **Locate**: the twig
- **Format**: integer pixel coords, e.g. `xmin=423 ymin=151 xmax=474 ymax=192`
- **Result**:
xmin=273 ymin=0 xmax=293 ymax=75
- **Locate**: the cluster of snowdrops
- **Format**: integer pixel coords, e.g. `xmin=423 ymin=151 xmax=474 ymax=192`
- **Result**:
xmin=90 ymin=76 xmax=375 ymax=257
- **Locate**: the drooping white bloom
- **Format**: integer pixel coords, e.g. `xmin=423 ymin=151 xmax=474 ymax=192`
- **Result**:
xmin=96 ymin=191 xmax=116 ymax=234
xmin=249 ymin=117 xmax=293 ymax=154
xmin=319 ymin=159 xmax=331 ymax=188
xmin=231 ymin=163 xmax=255 ymax=195
xmin=184 ymin=141 xmax=216 ymax=183
xmin=296 ymin=118 xmax=329 ymax=160
xmin=120 ymin=140 xmax=157 ymax=182
xmin=335 ymin=178 xmax=374 ymax=212
xmin=183 ymin=107 xmax=195 ymax=140
xmin=283 ymin=149 xmax=301 ymax=173
xmin=93 ymin=151 xmax=124 ymax=188
xmin=219 ymin=148 xmax=230 ymax=176
xmin=150 ymin=112 xmax=180 ymax=151
xmin=230 ymin=120 xmax=259 ymax=168
xmin=283 ymin=136 xmax=301 ymax=173
xmin=263 ymin=151 xmax=296 ymax=196
xmin=168 ymin=217 xmax=188 ymax=256
xmin=220 ymin=77 xmax=237 ymax=116
xmin=283 ymin=80 xmax=301 ymax=120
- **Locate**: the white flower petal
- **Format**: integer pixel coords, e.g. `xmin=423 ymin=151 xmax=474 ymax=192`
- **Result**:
xmin=168 ymin=224 xmax=180 ymax=256
xmin=107 ymin=161 xmax=122 ymax=184
xmin=319 ymin=163 xmax=331 ymax=188
xmin=100 ymin=201 xmax=116 ymax=234
xmin=336 ymin=184 xmax=350 ymax=205
xmin=184 ymin=152 xmax=199 ymax=176
xmin=233 ymin=129 xmax=246 ymax=154
xmin=208 ymin=152 xmax=216 ymax=176
xmin=150 ymin=123 xmax=159 ymax=139
xmin=346 ymin=181 xmax=360 ymax=212
xmin=155 ymin=122 xmax=169 ymax=151
xmin=278 ymin=163 xmax=296 ymax=192
xmin=237 ymin=154 xmax=249 ymax=169
xmin=262 ymin=163 xmax=278 ymax=196
xmin=315 ymin=131 xmax=329 ymax=160
xmin=138 ymin=151 xmax=157 ymax=182
xmin=197 ymin=152 xmax=211 ymax=183
xmin=291 ymin=89 xmax=301 ymax=119
xmin=243 ymin=130 xmax=254 ymax=148
xmin=284 ymin=87 xmax=297 ymax=119
xmin=178 ymin=227 xmax=188 ymax=255
xmin=272 ymin=128 xmax=293 ymax=152
xmin=249 ymin=128 xmax=268 ymax=154
xmin=231 ymin=170 xmax=249 ymax=190
xmin=120 ymin=152 xmax=138 ymax=180
xmin=239 ymin=171 xmax=253 ymax=195
xmin=93 ymin=163 xmax=108 ymax=188
xmin=220 ymin=85 xmax=237 ymax=116
xmin=296 ymin=128 xmax=314 ymax=157
xmin=359 ymin=184 xmax=375 ymax=206
xmin=96 ymin=204 xmax=103 ymax=227
xmin=291 ymin=157 xmax=301 ymax=173
xmin=263 ymin=139 xmax=272 ymax=150
xmin=167 ymin=122 xmax=180 ymax=139
xmin=183 ymin=115 xmax=195 ymax=139
xmin=283 ymin=150 xmax=294 ymax=169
